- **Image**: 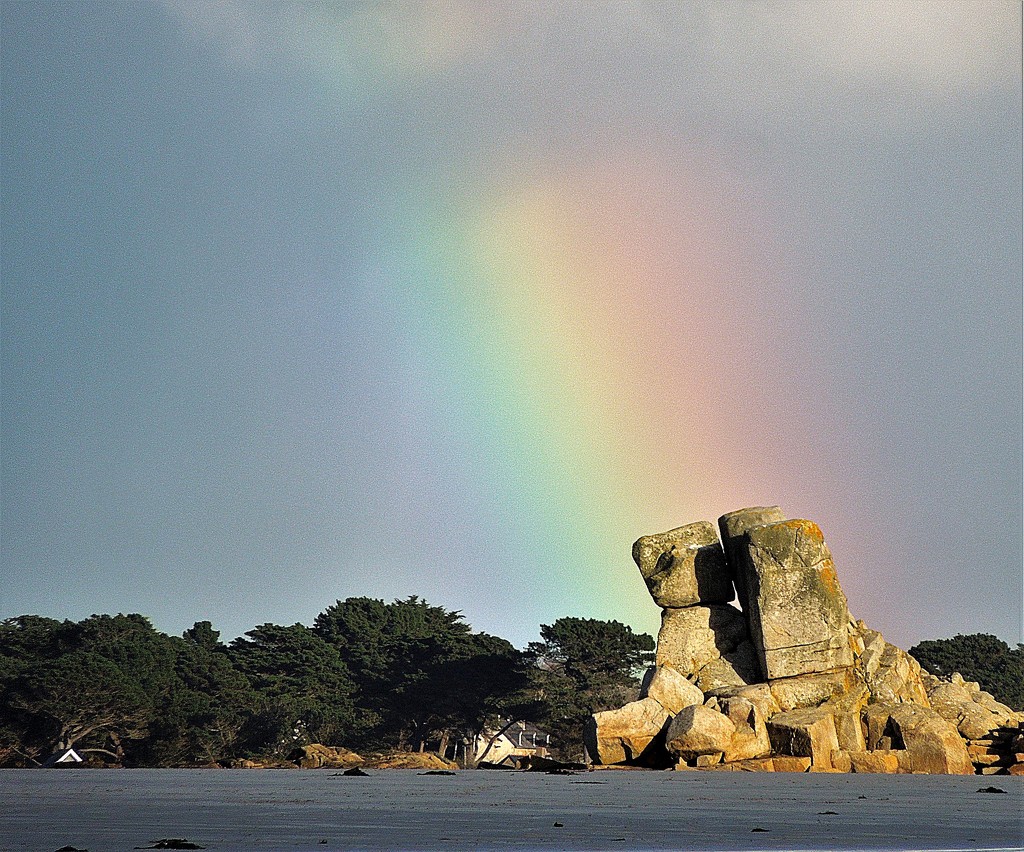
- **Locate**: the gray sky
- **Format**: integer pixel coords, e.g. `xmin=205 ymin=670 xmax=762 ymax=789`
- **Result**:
xmin=1 ymin=1 xmax=1021 ymax=649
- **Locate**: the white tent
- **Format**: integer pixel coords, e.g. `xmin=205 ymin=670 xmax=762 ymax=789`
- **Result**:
xmin=43 ymin=748 xmax=84 ymax=767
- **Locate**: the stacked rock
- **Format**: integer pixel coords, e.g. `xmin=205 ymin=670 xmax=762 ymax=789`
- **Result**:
xmin=585 ymin=507 xmax=1023 ymax=774
xmin=923 ymin=672 xmax=1024 ymax=776
xmin=633 ymin=520 xmax=760 ymax=693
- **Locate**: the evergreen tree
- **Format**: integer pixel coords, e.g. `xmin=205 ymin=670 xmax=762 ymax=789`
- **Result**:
xmin=314 ymin=596 xmax=532 ymax=752
xmin=527 ymin=617 xmax=655 ymax=760
xmin=230 ymin=623 xmax=357 ymax=756
xmin=141 ymin=622 xmax=257 ymax=766
xmin=909 ymin=633 xmax=1024 ymax=710
xmin=0 ymin=614 xmax=175 ymax=763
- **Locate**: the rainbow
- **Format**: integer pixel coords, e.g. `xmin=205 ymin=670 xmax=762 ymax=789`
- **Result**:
xmin=370 ymin=148 xmax=827 ymax=636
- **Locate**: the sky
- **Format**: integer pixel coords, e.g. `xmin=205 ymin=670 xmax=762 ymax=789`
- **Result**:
xmin=1 ymin=1 xmax=1021 ymax=651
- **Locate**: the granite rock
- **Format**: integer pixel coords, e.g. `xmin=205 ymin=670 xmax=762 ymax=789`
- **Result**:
xmin=655 ymin=604 xmax=750 ymax=677
xmin=585 ymin=698 xmax=672 ymax=766
xmin=769 ymin=668 xmax=861 ymax=712
xmin=639 ymin=665 xmax=704 ymax=715
xmin=849 ymin=751 xmax=900 ymax=773
xmin=632 ymin=522 xmax=733 ymax=608
xmin=887 ymin=704 xmax=974 ymax=775
xmin=665 ymin=704 xmax=736 ymax=760
xmin=720 ymin=696 xmax=772 ymax=763
xmin=717 ymin=506 xmax=786 ymax=610
xmin=766 ymin=706 xmax=840 ymax=769
xmin=694 ymin=639 xmax=763 ymax=692
xmin=740 ymin=519 xmax=854 ymax=679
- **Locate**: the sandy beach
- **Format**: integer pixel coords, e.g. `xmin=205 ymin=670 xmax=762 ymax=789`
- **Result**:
xmin=1 ymin=769 xmax=1022 ymax=852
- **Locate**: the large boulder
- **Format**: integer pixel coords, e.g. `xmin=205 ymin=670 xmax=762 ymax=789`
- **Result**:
xmin=927 ymin=681 xmax=1007 ymax=739
xmin=957 ymin=703 xmax=1004 ymax=740
xmin=969 ymin=689 xmax=1019 ymax=722
xmin=586 ymin=698 xmax=672 ymax=765
xmin=849 ymin=751 xmax=900 ymax=774
xmin=766 ymin=706 xmax=840 ymax=769
xmin=706 ymin=682 xmax=781 ymax=723
xmin=857 ymin=630 xmax=929 ymax=706
xmin=665 ymin=704 xmax=736 ymax=761
xmin=863 ymin=703 xmax=902 ymax=751
xmin=772 ymin=755 xmax=812 ymax=772
xmin=656 ymin=604 xmax=753 ymax=678
xmin=639 ymin=665 xmax=704 ymax=714
xmin=632 ymin=522 xmax=733 ymax=608
xmin=693 ymin=640 xmax=762 ymax=692
xmin=887 ymin=704 xmax=974 ymax=775
xmin=718 ymin=506 xmax=786 ymax=610
xmin=720 ymin=696 xmax=771 ymax=763
xmin=929 ymin=674 xmax=1023 ymax=734
xmin=769 ymin=669 xmax=862 ymax=712
xmin=831 ymin=707 xmax=867 ymax=752
xmin=739 ymin=519 xmax=854 ymax=679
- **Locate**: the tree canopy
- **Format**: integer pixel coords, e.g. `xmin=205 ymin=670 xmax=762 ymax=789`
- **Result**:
xmin=909 ymin=633 xmax=1024 ymax=710
xmin=1 ymin=599 xmax=615 ymax=767
xmin=527 ymin=617 xmax=655 ymax=760
xmin=313 ymin=596 xmax=532 ymax=752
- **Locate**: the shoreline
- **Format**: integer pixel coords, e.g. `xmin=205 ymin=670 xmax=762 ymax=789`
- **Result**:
xmin=3 ymin=768 xmax=1021 ymax=851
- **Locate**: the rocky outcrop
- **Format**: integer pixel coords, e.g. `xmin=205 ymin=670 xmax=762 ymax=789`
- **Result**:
xmin=587 ymin=507 xmax=1024 ymax=775
xmin=362 ymin=752 xmax=458 ymax=770
xmin=665 ymin=704 xmax=735 ymax=761
xmin=655 ymin=604 xmax=755 ymax=689
xmin=719 ymin=695 xmax=771 ymax=762
xmin=718 ymin=506 xmax=785 ymax=611
xmin=920 ymin=672 xmax=1024 ymax=774
xmin=886 ymin=703 xmax=973 ymax=775
xmin=766 ymin=706 xmax=840 ymax=770
xmin=290 ymin=744 xmax=363 ymax=769
xmin=288 ymin=745 xmax=364 ymax=770
xmin=585 ymin=698 xmax=672 ymax=766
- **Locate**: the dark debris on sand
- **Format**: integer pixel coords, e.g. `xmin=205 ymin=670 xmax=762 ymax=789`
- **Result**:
xmin=524 ymin=756 xmax=587 ymax=772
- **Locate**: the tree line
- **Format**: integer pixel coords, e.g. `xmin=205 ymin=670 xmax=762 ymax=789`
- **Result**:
xmin=1 ymin=597 xmax=1018 ymax=769
xmin=0 ymin=597 xmax=655 ymax=767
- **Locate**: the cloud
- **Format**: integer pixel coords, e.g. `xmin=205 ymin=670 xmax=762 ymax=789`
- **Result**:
xmin=161 ymin=0 xmax=1019 ymax=99
xmin=700 ymin=0 xmax=1019 ymax=94
xmin=160 ymin=0 xmax=496 ymax=81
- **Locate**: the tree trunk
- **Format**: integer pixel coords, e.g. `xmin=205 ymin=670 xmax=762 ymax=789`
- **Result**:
xmin=438 ymin=730 xmax=450 ymax=757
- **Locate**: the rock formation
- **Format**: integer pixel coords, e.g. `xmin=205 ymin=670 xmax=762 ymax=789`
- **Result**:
xmin=585 ymin=508 xmax=1024 ymax=774
xmin=289 ymin=744 xmax=364 ymax=769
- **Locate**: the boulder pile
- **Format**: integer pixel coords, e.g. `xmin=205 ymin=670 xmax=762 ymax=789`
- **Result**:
xmin=586 ymin=508 xmax=1023 ymax=774
xmin=286 ymin=746 xmax=459 ymax=771
xmin=289 ymin=744 xmax=364 ymax=769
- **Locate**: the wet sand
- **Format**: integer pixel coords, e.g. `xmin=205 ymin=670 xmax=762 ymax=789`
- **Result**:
xmin=1 ymin=768 xmax=1021 ymax=851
